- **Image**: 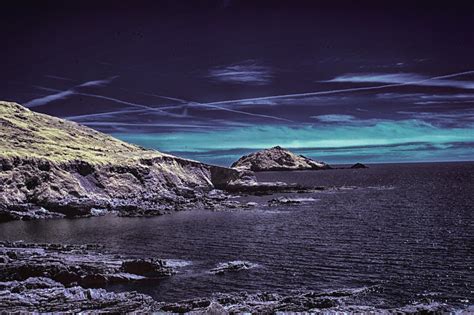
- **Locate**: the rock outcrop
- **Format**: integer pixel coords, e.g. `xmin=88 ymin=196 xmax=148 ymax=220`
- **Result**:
xmin=0 ymin=277 xmax=158 ymax=313
xmin=231 ymin=146 xmax=330 ymax=171
xmin=0 ymin=101 xmax=272 ymax=220
xmin=351 ymin=163 xmax=368 ymax=169
xmin=0 ymin=241 xmax=174 ymax=288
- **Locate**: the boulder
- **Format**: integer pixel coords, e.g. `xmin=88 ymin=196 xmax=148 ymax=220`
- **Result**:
xmin=121 ymin=259 xmax=174 ymax=277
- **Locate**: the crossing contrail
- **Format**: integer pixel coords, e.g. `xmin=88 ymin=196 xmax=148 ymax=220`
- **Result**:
xmin=187 ymin=70 xmax=474 ymax=107
xmin=30 ymin=69 xmax=474 ymax=123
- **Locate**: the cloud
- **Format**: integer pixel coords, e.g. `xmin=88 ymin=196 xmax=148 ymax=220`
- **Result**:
xmin=376 ymin=93 xmax=474 ymax=100
xmin=327 ymin=72 xmax=474 ymax=89
xmin=25 ymin=76 xmax=118 ymax=107
xmin=191 ymin=70 xmax=474 ymax=108
xmin=208 ymin=60 xmax=273 ymax=85
xmin=78 ymin=76 xmax=119 ymax=88
xmin=311 ymin=114 xmax=355 ymax=122
xmin=396 ymin=110 xmax=474 ymax=126
xmin=25 ymin=90 xmax=75 ymax=107
xmin=44 ymin=75 xmax=75 ymax=82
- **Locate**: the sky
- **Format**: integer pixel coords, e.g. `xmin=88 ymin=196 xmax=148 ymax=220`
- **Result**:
xmin=1 ymin=0 xmax=473 ymax=166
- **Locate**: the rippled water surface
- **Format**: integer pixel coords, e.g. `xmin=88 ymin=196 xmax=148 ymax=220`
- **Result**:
xmin=1 ymin=162 xmax=473 ymax=308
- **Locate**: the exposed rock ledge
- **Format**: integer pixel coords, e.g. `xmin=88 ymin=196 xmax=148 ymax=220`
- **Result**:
xmin=231 ymin=146 xmax=331 ymax=171
xmin=0 ymin=241 xmax=174 ymax=288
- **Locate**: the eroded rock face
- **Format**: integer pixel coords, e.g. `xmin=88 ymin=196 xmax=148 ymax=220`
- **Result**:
xmin=0 ymin=101 xmax=248 ymax=220
xmin=0 ymin=277 xmax=158 ymax=313
xmin=231 ymin=146 xmax=331 ymax=172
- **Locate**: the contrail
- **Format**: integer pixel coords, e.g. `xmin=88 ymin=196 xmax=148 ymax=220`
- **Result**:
xmin=44 ymin=75 xmax=76 ymax=82
xmin=74 ymin=92 xmax=188 ymax=118
xmin=70 ymin=69 xmax=474 ymax=123
xmin=25 ymin=76 xmax=119 ymax=107
xmin=185 ymin=70 xmax=474 ymax=107
xmin=30 ymin=69 xmax=474 ymax=124
xmin=117 ymin=88 xmax=293 ymax=122
xmin=65 ymin=108 xmax=148 ymax=120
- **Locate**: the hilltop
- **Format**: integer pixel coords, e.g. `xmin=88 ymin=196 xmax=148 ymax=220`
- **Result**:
xmin=231 ymin=146 xmax=331 ymax=171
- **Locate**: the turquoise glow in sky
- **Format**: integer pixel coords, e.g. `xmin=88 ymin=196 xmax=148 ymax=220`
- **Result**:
xmin=114 ymin=119 xmax=474 ymax=166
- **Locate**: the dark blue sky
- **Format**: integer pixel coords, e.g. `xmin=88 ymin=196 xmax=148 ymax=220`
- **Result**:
xmin=1 ymin=0 xmax=473 ymax=165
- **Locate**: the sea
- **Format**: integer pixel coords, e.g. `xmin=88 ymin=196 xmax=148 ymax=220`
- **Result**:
xmin=1 ymin=162 xmax=473 ymax=311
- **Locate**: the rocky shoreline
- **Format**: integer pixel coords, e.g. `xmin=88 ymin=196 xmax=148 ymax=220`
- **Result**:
xmin=0 ymin=241 xmax=467 ymax=313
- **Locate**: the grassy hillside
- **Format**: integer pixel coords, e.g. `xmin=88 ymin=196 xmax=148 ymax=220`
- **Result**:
xmin=0 ymin=101 xmax=166 ymax=164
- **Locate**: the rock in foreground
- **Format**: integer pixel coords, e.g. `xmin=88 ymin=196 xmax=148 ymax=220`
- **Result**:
xmin=0 ymin=241 xmax=173 ymax=288
xmin=0 ymin=242 xmax=460 ymax=313
xmin=231 ymin=146 xmax=330 ymax=172
xmin=0 ymin=277 xmax=157 ymax=313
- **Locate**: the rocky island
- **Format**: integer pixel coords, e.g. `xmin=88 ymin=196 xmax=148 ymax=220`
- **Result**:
xmin=231 ymin=146 xmax=331 ymax=171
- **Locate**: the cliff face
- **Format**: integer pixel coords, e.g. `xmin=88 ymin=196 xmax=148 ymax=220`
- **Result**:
xmin=231 ymin=146 xmax=331 ymax=172
xmin=0 ymin=101 xmax=235 ymax=220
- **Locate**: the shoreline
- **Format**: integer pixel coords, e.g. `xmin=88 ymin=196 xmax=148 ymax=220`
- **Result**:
xmin=0 ymin=240 xmax=469 ymax=313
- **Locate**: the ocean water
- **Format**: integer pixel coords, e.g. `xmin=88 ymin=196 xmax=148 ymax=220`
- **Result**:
xmin=1 ymin=162 xmax=473 ymax=309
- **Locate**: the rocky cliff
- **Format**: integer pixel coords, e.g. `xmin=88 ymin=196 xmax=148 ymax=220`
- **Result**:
xmin=0 ymin=101 xmax=240 ymax=220
xmin=231 ymin=146 xmax=331 ymax=171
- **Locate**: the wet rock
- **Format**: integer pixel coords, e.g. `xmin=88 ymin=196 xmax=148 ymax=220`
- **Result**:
xmin=210 ymin=261 xmax=257 ymax=274
xmin=351 ymin=163 xmax=368 ymax=169
xmin=156 ymin=289 xmax=366 ymax=313
xmin=80 ymin=274 xmax=109 ymax=287
xmin=231 ymin=146 xmax=331 ymax=171
xmin=121 ymin=259 xmax=174 ymax=277
xmin=224 ymin=179 xmax=306 ymax=194
xmin=268 ymin=196 xmax=319 ymax=206
xmin=0 ymin=242 xmax=174 ymax=288
xmin=0 ymin=208 xmax=18 ymax=222
xmin=159 ymin=298 xmax=212 ymax=313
